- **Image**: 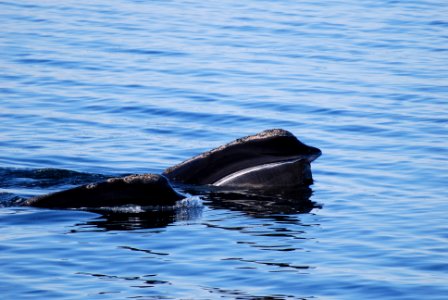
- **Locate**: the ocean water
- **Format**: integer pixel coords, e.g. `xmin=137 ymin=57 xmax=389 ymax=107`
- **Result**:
xmin=1 ymin=0 xmax=447 ymax=299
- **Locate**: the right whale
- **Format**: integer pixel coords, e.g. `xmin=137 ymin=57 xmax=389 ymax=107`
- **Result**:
xmin=22 ymin=129 xmax=321 ymax=209
xmin=163 ymin=129 xmax=321 ymax=189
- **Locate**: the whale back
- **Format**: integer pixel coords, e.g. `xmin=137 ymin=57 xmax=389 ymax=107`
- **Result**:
xmin=23 ymin=174 xmax=184 ymax=208
xmin=163 ymin=129 xmax=321 ymax=185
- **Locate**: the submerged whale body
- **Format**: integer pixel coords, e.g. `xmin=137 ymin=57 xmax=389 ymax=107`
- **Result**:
xmin=22 ymin=129 xmax=321 ymax=209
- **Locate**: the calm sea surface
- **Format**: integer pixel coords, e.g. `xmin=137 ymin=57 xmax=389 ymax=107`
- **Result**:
xmin=1 ymin=0 xmax=447 ymax=299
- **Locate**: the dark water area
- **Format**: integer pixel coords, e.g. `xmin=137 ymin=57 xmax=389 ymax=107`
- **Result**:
xmin=1 ymin=0 xmax=447 ymax=299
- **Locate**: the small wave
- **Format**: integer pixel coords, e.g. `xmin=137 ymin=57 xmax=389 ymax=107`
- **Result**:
xmin=175 ymin=195 xmax=203 ymax=208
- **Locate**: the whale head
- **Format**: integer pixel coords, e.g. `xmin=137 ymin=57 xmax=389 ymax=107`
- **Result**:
xmin=163 ymin=129 xmax=321 ymax=188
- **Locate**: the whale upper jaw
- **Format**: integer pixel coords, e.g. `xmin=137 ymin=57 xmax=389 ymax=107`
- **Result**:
xmin=163 ymin=129 xmax=322 ymax=187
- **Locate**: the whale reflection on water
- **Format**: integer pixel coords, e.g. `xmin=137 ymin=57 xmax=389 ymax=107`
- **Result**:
xmin=73 ymin=187 xmax=318 ymax=231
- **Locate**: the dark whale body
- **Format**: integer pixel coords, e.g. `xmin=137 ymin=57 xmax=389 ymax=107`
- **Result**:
xmin=22 ymin=129 xmax=321 ymax=209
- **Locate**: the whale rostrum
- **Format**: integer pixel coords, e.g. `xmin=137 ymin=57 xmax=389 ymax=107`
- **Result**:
xmin=22 ymin=129 xmax=321 ymax=209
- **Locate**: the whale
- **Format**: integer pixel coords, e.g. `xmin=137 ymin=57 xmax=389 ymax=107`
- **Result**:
xmin=22 ymin=129 xmax=321 ymax=209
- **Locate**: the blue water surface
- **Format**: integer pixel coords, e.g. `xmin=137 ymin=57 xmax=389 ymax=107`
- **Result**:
xmin=1 ymin=0 xmax=447 ymax=299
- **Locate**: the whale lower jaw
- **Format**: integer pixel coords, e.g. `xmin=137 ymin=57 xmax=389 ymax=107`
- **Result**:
xmin=213 ymin=158 xmax=313 ymax=189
